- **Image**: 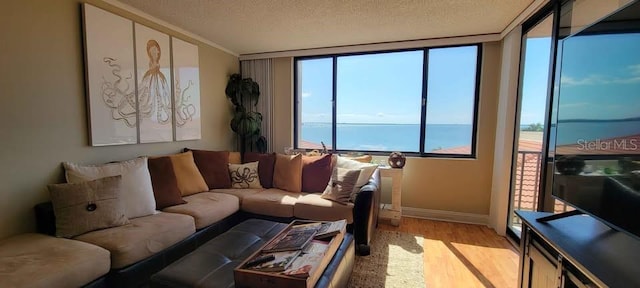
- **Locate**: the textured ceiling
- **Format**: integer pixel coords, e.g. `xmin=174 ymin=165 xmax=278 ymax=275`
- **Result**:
xmin=116 ymin=0 xmax=534 ymax=55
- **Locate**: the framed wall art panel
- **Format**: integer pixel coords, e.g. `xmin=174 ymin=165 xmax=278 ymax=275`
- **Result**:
xmin=83 ymin=3 xmax=137 ymax=146
xmin=172 ymin=37 xmax=201 ymax=141
xmin=135 ymin=23 xmax=173 ymax=143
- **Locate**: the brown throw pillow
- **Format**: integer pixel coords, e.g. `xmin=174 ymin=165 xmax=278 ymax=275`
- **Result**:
xmin=244 ymin=152 xmax=276 ymax=188
xmin=321 ymin=168 xmax=361 ymax=204
xmin=48 ymin=175 xmax=129 ymax=238
xmin=169 ymin=151 xmax=209 ymax=196
xmin=147 ymin=157 xmax=186 ymax=209
xmin=190 ymin=150 xmax=232 ymax=189
xmin=302 ymin=154 xmax=333 ymax=192
xmin=273 ymin=154 xmax=303 ymax=192
xmin=229 ymin=162 xmax=263 ymax=189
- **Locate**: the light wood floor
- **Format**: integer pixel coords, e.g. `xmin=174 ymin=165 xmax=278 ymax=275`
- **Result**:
xmin=378 ymin=217 xmax=520 ymax=288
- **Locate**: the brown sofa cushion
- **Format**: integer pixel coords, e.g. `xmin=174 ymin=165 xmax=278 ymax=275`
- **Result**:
xmin=302 ymin=154 xmax=333 ymax=193
xmin=169 ymin=151 xmax=209 ymax=196
xmin=0 ymin=233 xmax=110 ymax=288
xmin=74 ymin=212 xmax=195 ymax=269
xmin=162 ymin=192 xmax=239 ymax=229
xmin=294 ymin=194 xmax=354 ymax=224
xmin=241 ymin=189 xmax=304 ymax=217
xmin=243 ymin=152 xmax=276 ymax=188
xmin=148 ymin=157 xmax=186 ymax=209
xmin=273 ymin=154 xmax=303 ymax=192
xmin=48 ymin=175 xmax=129 ymax=238
xmin=189 ymin=149 xmax=232 ymax=189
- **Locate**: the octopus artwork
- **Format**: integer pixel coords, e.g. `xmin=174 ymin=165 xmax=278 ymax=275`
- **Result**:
xmin=100 ymin=57 xmax=137 ymax=127
xmin=137 ymin=39 xmax=171 ymax=125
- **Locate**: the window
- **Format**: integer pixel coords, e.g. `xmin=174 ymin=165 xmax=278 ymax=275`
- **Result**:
xmin=294 ymin=44 xmax=481 ymax=157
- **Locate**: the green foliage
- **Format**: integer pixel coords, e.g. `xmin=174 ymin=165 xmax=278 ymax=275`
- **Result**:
xmin=522 ymin=123 xmax=543 ymax=132
xmin=225 ymin=74 xmax=266 ymax=153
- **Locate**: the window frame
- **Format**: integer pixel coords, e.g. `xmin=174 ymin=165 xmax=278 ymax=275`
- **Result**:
xmin=293 ymin=43 xmax=482 ymax=159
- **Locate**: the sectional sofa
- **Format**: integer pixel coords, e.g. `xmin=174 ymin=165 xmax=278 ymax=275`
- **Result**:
xmin=2 ymin=150 xmax=380 ymax=287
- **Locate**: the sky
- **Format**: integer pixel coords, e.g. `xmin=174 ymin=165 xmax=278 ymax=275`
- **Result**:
xmin=298 ymin=46 xmax=478 ymax=125
xmin=558 ymin=33 xmax=640 ymax=121
xmin=298 ymin=31 xmax=640 ymax=126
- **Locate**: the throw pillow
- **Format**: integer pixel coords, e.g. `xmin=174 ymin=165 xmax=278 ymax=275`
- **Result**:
xmin=243 ymin=152 xmax=276 ymax=188
xmin=168 ymin=151 xmax=209 ymax=196
xmin=147 ymin=157 xmax=186 ymax=209
xmin=48 ymin=175 xmax=129 ymax=238
xmin=321 ymin=168 xmax=361 ymax=204
xmin=343 ymin=154 xmax=373 ymax=163
xmin=189 ymin=149 xmax=232 ymax=189
xmin=63 ymin=157 xmax=155 ymax=219
xmin=229 ymin=162 xmax=263 ymax=189
xmin=229 ymin=152 xmax=242 ymax=164
xmin=273 ymin=154 xmax=303 ymax=192
xmin=336 ymin=156 xmax=378 ymax=192
xmin=302 ymin=154 xmax=333 ymax=192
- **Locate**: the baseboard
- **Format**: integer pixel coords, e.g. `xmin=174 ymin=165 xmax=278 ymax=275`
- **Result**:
xmin=402 ymin=207 xmax=489 ymax=226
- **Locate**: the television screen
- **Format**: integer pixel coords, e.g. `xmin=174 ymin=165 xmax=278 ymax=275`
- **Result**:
xmin=552 ymin=0 xmax=640 ymax=239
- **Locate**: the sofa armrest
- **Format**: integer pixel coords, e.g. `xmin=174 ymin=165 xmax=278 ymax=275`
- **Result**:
xmin=351 ymin=169 xmax=381 ymax=255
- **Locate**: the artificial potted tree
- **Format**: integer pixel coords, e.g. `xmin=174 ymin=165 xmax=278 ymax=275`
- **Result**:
xmin=225 ymin=74 xmax=267 ymax=155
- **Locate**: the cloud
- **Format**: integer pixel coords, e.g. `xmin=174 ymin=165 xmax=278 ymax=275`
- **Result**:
xmin=561 ymin=64 xmax=640 ymax=87
xmin=376 ymin=112 xmax=385 ymax=117
xmin=301 ymin=92 xmax=312 ymax=98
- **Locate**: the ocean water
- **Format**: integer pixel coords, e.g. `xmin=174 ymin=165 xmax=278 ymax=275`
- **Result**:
xmin=299 ymin=123 xmax=472 ymax=152
xmin=554 ymin=120 xmax=640 ymax=145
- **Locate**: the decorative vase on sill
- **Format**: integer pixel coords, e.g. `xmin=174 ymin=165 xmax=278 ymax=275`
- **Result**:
xmin=388 ymin=152 xmax=406 ymax=168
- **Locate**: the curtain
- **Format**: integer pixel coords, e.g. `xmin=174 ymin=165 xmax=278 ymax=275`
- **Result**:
xmin=241 ymin=59 xmax=274 ymax=152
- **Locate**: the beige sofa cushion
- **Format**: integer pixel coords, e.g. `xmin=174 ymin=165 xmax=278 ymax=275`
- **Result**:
xmin=241 ymin=188 xmax=305 ymax=217
xmin=294 ymin=194 xmax=354 ymax=224
xmin=74 ymin=212 xmax=195 ymax=269
xmin=162 ymin=192 xmax=239 ymax=229
xmin=0 ymin=233 xmax=110 ymax=288
xmin=212 ymin=188 xmax=262 ymax=204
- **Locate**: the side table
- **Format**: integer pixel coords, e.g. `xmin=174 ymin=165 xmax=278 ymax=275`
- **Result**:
xmin=378 ymin=166 xmax=403 ymax=226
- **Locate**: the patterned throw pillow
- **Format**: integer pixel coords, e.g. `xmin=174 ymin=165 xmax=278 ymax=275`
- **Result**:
xmin=229 ymin=162 xmax=263 ymax=189
xmin=321 ymin=168 xmax=361 ymax=204
xmin=48 ymin=175 xmax=129 ymax=238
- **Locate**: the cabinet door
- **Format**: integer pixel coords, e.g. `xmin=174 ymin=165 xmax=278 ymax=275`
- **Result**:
xmin=527 ymin=244 xmax=558 ymax=288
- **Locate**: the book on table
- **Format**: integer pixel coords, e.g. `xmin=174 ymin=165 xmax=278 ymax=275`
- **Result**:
xmin=314 ymin=219 xmax=347 ymax=239
xmin=281 ymin=240 xmax=330 ymax=278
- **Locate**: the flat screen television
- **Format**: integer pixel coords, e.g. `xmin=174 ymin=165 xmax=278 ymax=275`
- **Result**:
xmin=550 ymin=0 xmax=640 ymax=239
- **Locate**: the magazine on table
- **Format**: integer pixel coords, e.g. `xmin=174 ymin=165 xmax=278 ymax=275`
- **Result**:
xmin=281 ymin=253 xmax=325 ymax=278
xmin=314 ymin=219 xmax=347 ymax=239
xmin=249 ymin=250 xmax=302 ymax=272
xmin=262 ymin=223 xmax=321 ymax=252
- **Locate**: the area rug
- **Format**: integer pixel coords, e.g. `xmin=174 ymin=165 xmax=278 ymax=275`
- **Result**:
xmin=348 ymin=230 xmax=425 ymax=288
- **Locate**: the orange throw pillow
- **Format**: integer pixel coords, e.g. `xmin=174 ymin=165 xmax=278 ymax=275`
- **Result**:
xmin=273 ymin=154 xmax=303 ymax=192
xmin=169 ymin=151 xmax=209 ymax=196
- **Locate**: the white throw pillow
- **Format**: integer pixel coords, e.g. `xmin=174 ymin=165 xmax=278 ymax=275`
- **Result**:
xmin=228 ymin=161 xmax=263 ymax=189
xmin=336 ymin=156 xmax=378 ymax=192
xmin=321 ymin=168 xmax=361 ymax=204
xmin=63 ymin=157 xmax=156 ymax=219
